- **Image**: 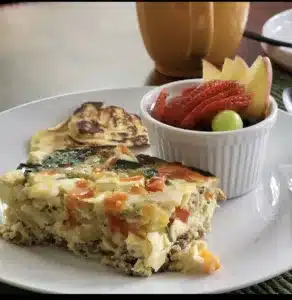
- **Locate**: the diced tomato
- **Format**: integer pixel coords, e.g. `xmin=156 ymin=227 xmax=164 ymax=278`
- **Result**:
xmin=67 ymin=195 xmax=89 ymax=210
xmin=64 ymin=212 xmax=79 ymax=227
xmin=67 ymin=182 xmax=94 ymax=211
xmin=151 ymin=90 xmax=168 ymax=121
xmin=70 ymin=188 xmax=94 ymax=200
xmin=174 ymin=207 xmax=190 ymax=223
xmin=76 ymin=180 xmax=89 ymax=189
xmin=67 ymin=196 xmax=78 ymax=210
xmin=129 ymin=185 xmax=147 ymax=195
xmin=118 ymin=144 xmax=130 ymax=155
xmin=65 ymin=182 xmax=95 ymax=226
xmin=69 ymin=180 xmax=95 ymax=199
xmin=66 ymin=197 xmax=87 ymax=228
xmin=107 ymin=214 xmax=129 ymax=236
xmin=204 ymin=191 xmax=214 ymax=201
xmin=145 ymin=176 xmax=166 ymax=192
xmin=104 ymin=192 xmax=128 ymax=212
xmin=158 ymin=163 xmax=206 ymax=182
xmin=168 ymin=207 xmax=190 ymax=225
xmin=82 ymin=189 xmax=94 ymax=198
xmin=106 ymin=214 xmax=145 ymax=238
xmin=119 ymin=175 xmax=144 ymax=182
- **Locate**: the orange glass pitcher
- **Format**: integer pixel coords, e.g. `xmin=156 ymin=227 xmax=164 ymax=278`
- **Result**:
xmin=136 ymin=2 xmax=250 ymax=78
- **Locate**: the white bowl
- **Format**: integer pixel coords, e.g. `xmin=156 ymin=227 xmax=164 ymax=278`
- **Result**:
xmin=140 ymin=79 xmax=278 ymax=199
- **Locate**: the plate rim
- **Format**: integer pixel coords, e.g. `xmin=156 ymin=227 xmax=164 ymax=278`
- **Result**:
xmin=0 ymin=85 xmax=156 ymax=117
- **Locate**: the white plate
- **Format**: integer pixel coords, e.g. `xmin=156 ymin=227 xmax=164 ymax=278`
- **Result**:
xmin=0 ymin=87 xmax=292 ymax=294
xmin=261 ymin=9 xmax=292 ymax=72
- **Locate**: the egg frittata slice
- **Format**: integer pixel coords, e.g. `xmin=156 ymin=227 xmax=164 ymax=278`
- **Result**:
xmin=0 ymin=146 xmax=225 ymax=276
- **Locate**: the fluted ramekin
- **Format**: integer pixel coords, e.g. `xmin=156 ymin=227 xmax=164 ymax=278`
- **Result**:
xmin=140 ymin=79 xmax=278 ymax=199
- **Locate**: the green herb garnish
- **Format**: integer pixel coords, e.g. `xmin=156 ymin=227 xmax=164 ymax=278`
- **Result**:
xmin=41 ymin=148 xmax=100 ymax=169
xmin=113 ymin=159 xmax=142 ymax=170
xmin=113 ymin=159 xmax=158 ymax=179
xmin=17 ymin=147 xmax=103 ymax=178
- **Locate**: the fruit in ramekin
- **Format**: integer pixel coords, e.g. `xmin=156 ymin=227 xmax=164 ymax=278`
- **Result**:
xmin=151 ymin=55 xmax=272 ymax=132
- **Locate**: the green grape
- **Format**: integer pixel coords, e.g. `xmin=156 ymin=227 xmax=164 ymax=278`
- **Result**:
xmin=212 ymin=110 xmax=243 ymax=132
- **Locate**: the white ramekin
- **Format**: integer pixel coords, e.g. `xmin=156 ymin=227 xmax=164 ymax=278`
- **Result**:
xmin=140 ymin=79 xmax=278 ymax=199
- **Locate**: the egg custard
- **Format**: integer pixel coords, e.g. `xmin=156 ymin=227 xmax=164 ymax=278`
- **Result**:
xmin=0 ymin=145 xmax=225 ymax=276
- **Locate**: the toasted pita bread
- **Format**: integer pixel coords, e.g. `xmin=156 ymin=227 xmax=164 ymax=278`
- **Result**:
xmin=68 ymin=104 xmax=149 ymax=147
xmin=29 ymin=102 xmax=149 ymax=161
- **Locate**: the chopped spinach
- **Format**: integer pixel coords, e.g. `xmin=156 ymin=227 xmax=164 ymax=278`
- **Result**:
xmin=17 ymin=150 xmax=159 ymax=181
xmin=113 ymin=159 xmax=142 ymax=170
xmin=113 ymin=159 xmax=158 ymax=179
xmin=143 ymin=168 xmax=158 ymax=179
xmin=41 ymin=148 xmax=101 ymax=169
xmin=17 ymin=147 xmax=104 ymax=178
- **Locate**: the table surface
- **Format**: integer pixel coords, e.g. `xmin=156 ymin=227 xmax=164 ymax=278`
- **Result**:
xmin=0 ymin=1 xmax=291 ymax=294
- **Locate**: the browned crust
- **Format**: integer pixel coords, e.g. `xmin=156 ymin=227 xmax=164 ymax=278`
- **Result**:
xmin=73 ymin=101 xmax=104 ymax=115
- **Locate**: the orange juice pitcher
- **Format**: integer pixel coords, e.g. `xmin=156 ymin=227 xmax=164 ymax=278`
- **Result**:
xmin=136 ymin=2 xmax=250 ymax=78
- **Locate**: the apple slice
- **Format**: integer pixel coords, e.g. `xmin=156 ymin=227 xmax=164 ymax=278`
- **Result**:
xmin=243 ymin=56 xmax=272 ymax=119
xmin=219 ymin=58 xmax=235 ymax=80
xmin=202 ymin=59 xmax=221 ymax=81
xmin=231 ymin=56 xmax=249 ymax=83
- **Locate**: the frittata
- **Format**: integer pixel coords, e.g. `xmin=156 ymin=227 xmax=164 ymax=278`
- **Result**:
xmin=0 ymin=145 xmax=225 ymax=276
